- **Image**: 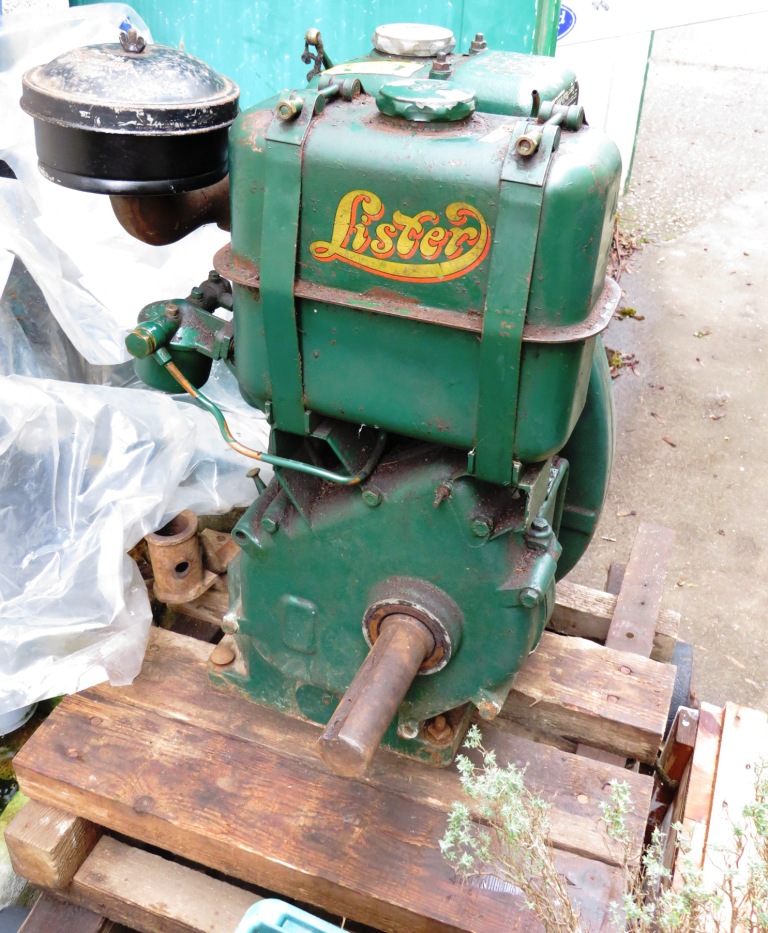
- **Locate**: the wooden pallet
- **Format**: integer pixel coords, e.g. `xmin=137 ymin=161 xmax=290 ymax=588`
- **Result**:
xmin=5 ymin=525 xmax=680 ymax=933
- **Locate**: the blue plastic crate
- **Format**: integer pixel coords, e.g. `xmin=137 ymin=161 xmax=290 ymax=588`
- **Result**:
xmin=235 ymin=899 xmax=345 ymax=933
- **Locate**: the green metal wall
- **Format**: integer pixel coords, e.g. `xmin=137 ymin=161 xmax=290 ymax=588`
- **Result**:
xmin=70 ymin=1 xmax=561 ymax=107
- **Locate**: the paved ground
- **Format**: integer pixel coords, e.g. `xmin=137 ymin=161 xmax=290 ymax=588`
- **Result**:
xmin=568 ymin=13 xmax=768 ymax=708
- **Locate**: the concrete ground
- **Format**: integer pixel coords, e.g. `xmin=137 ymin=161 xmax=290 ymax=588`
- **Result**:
xmin=567 ymin=13 xmax=768 ymax=708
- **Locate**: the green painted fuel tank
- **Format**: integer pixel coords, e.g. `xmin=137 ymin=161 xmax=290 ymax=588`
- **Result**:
xmin=222 ymin=78 xmax=621 ymax=486
xmin=312 ymin=23 xmax=579 ymax=116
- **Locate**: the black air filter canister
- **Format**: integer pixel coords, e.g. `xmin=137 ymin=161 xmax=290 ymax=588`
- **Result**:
xmin=20 ymin=28 xmax=239 ymax=195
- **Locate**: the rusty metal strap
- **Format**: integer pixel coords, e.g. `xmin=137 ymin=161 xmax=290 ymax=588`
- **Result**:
xmin=473 ymin=121 xmax=561 ymax=486
xmin=260 ymin=91 xmax=323 ymax=436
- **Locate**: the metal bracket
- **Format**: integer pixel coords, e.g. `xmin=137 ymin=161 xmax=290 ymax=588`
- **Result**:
xmin=472 ymin=122 xmax=560 ymax=486
xmin=260 ymin=90 xmax=324 ymax=435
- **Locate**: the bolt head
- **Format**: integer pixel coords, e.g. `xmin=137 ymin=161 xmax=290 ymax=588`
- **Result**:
xmin=362 ymin=489 xmax=382 ymax=508
xmin=221 ymin=612 xmax=240 ymax=635
xmin=471 ymin=518 xmax=492 ymax=538
xmin=531 ymin=517 xmax=550 ymax=533
xmin=520 ymin=586 xmax=541 ymax=608
xmin=261 ymin=515 xmax=278 ymax=534
xmin=398 ymin=721 xmax=420 ymax=740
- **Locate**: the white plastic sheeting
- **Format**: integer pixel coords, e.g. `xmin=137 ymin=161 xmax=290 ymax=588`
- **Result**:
xmin=0 ymin=6 xmax=266 ymax=714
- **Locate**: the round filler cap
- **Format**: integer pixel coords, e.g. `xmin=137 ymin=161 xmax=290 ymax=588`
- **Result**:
xmin=372 ymin=23 xmax=456 ymax=58
xmin=377 ymin=80 xmax=476 ymax=123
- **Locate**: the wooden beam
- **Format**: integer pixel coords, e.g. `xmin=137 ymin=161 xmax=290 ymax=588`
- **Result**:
xmin=12 ymin=626 xmax=642 ymax=932
xmin=551 ymin=580 xmax=679 ymax=663
xmin=604 ymin=523 xmax=676 ymax=658
xmin=82 ymin=627 xmax=652 ymax=867
xmin=503 ymin=632 xmax=676 ymax=764
xmin=6 ymin=800 xmax=100 ymax=890
xmin=69 ymin=836 xmax=258 ymax=933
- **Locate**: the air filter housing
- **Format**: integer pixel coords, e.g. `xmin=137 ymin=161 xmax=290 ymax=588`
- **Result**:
xmin=20 ymin=29 xmax=239 ymax=195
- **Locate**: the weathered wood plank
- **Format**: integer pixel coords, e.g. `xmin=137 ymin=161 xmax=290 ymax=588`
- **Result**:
xmin=69 ymin=836 xmax=258 ymax=933
xmin=551 ymin=580 xmax=679 ymax=663
xmin=92 ymin=626 xmax=650 ymax=866
xmin=673 ymin=703 xmax=724 ymax=890
xmin=604 ymin=524 xmax=676 ymax=658
xmin=14 ymin=690 xmax=623 ymax=933
xmin=18 ymin=892 xmax=114 ymax=933
xmin=5 ymin=799 xmax=100 ymax=890
xmin=647 ymin=706 xmax=699 ymax=842
xmin=503 ymin=633 xmax=676 ymax=764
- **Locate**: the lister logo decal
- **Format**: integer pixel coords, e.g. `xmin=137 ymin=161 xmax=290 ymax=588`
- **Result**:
xmin=310 ymin=190 xmax=490 ymax=283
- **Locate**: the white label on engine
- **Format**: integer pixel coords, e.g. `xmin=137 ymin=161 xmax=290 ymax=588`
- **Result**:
xmin=323 ymin=61 xmax=423 ymax=77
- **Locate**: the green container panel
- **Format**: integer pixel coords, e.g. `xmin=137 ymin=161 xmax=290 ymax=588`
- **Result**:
xmin=229 ymin=91 xmax=619 ymax=464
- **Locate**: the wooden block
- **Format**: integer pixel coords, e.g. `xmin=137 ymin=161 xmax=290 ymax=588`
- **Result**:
xmin=604 ymin=523 xmax=676 ymax=658
xmin=502 ymin=632 xmax=676 ymax=764
xmin=18 ymin=892 xmax=113 ymax=933
xmin=552 ymin=579 xmax=680 ymax=663
xmin=5 ymin=800 xmax=100 ymax=890
xmin=69 ymin=836 xmax=258 ymax=933
xmin=173 ymin=586 xmax=228 ymax=629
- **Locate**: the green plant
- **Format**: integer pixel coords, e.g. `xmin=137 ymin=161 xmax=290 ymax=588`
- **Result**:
xmin=440 ymin=725 xmax=585 ymax=932
xmin=440 ymin=730 xmax=768 ymax=933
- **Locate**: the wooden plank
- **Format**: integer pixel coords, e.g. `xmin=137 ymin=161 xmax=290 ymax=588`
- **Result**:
xmin=68 ymin=836 xmax=258 ymax=933
xmin=604 ymin=523 xmax=676 ymax=658
xmin=647 ymin=706 xmax=699 ymax=840
xmin=18 ymin=892 xmax=114 ymax=933
xmin=5 ymin=799 xmax=100 ymax=890
xmin=576 ymin=526 xmax=676 ymax=765
xmin=701 ymin=702 xmax=768 ymax=928
xmin=552 ymin=579 xmax=679 ymax=663
xmin=83 ymin=627 xmax=650 ymax=867
xmin=673 ymin=702 xmax=724 ymax=889
xmin=503 ymin=632 xmax=676 ymax=764
xmin=13 ymin=689 xmax=624 ymax=933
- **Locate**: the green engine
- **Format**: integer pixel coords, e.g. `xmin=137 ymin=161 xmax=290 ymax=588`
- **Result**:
xmin=23 ymin=23 xmax=620 ymax=775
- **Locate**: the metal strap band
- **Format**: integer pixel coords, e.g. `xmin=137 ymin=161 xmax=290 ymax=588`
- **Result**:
xmin=260 ymin=91 xmax=323 ymax=435
xmin=473 ymin=121 xmax=561 ymax=486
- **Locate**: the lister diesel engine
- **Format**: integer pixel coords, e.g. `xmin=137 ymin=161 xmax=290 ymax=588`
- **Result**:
xmin=22 ymin=24 xmax=620 ymax=776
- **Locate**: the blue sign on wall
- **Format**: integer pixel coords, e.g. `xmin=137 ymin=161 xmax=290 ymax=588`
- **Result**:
xmin=558 ymin=5 xmax=576 ymax=40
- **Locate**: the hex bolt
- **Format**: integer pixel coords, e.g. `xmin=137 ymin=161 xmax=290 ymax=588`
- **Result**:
xmin=470 ymin=32 xmax=488 ymax=53
xmin=531 ymin=517 xmax=549 ymax=533
xmin=261 ymin=515 xmax=279 ymax=534
xmin=208 ymin=269 xmax=221 ymax=283
xmin=430 ymin=51 xmax=453 ymax=77
xmin=361 ymin=489 xmax=382 ymax=508
xmin=472 ymin=518 xmax=492 ymax=538
xmin=425 ymin=713 xmax=453 ymax=745
xmin=165 ymin=302 xmax=180 ymax=320
xmin=520 ymin=586 xmax=541 ymax=608
xmin=221 ymin=612 xmax=240 ymax=635
xmin=397 ymin=721 xmax=420 ymax=740
xmin=190 ymin=286 xmax=204 ymax=300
